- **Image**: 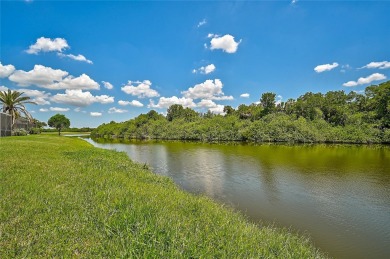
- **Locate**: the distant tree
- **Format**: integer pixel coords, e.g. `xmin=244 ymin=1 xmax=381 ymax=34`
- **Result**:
xmin=32 ymin=118 xmax=47 ymax=129
xmin=236 ymin=104 xmax=252 ymax=119
xmin=0 ymin=89 xmax=37 ymax=129
xmin=223 ymin=105 xmax=235 ymax=116
xmin=322 ymin=91 xmax=348 ymax=126
xmin=260 ymin=92 xmax=276 ymax=116
xmin=294 ymin=92 xmax=324 ymax=120
xmin=48 ymin=114 xmax=70 ymax=135
xmin=365 ymin=81 xmax=390 ymax=128
xmin=182 ymin=108 xmax=199 ymax=122
xmin=147 ymin=110 xmax=163 ymax=120
xmin=167 ymin=104 xmax=198 ymax=122
xmin=167 ymin=104 xmax=185 ymax=121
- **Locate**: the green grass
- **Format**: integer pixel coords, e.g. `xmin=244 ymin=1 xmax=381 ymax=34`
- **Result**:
xmin=40 ymin=131 xmax=90 ymax=136
xmin=0 ymin=135 xmax=325 ymax=258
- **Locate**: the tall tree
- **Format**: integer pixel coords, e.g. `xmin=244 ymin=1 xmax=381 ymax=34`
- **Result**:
xmin=0 ymin=89 xmax=37 ymax=129
xmin=48 ymin=114 xmax=70 ymax=135
xmin=260 ymin=92 xmax=276 ymax=116
xmin=365 ymin=81 xmax=390 ymax=127
xmin=166 ymin=104 xmax=184 ymax=121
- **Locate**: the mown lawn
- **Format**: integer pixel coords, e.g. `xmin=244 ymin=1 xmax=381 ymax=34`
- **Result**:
xmin=0 ymin=135 xmax=325 ymax=258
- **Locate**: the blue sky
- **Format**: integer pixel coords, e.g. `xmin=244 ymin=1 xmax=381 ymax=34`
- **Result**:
xmin=1 ymin=0 xmax=389 ymax=127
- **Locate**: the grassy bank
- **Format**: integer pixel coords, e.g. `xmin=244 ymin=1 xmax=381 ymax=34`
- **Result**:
xmin=0 ymin=135 xmax=325 ymax=258
xmin=40 ymin=131 xmax=91 ymax=136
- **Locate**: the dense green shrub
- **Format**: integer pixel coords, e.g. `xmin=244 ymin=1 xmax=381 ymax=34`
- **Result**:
xmin=12 ymin=128 xmax=28 ymax=136
xmin=92 ymin=81 xmax=390 ymax=144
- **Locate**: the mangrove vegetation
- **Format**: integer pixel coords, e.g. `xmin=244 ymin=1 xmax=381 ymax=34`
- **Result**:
xmin=92 ymin=81 xmax=390 ymax=143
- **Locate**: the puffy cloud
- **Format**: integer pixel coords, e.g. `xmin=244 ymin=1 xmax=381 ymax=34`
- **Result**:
xmin=39 ymin=108 xmax=48 ymax=112
xmin=10 ymin=65 xmax=99 ymax=90
xmin=148 ymin=96 xmax=196 ymax=109
xmin=90 ymin=112 xmax=102 ymax=117
xmin=197 ymin=19 xmax=207 ymax=28
xmin=108 ymin=107 xmax=128 ymax=114
xmin=121 ymin=80 xmax=160 ymax=98
xmin=192 ymin=64 xmax=216 ymax=74
xmin=26 ymin=37 xmax=69 ymax=54
xmin=49 ymin=73 xmax=100 ymax=90
xmin=361 ymin=61 xmax=390 ymax=70
xmin=9 ymin=65 xmax=68 ymax=87
xmin=240 ymin=93 xmax=250 ymax=98
xmin=314 ymin=62 xmax=339 ymax=73
xmin=209 ymin=105 xmax=225 ymax=115
xmin=0 ymin=62 xmax=15 ymax=78
xmin=118 ymin=100 xmax=144 ymax=107
xmin=102 ymin=81 xmax=113 ymax=89
xmin=209 ymin=34 xmax=241 ymax=53
xmin=58 ymin=53 xmax=93 ymax=64
xmin=0 ymin=86 xmax=8 ymax=91
xmin=50 ymin=107 xmax=69 ymax=112
xmin=51 ymin=89 xmax=114 ymax=106
xmin=197 ymin=99 xmax=217 ymax=108
xmin=19 ymin=89 xmax=51 ymax=105
xmin=197 ymin=99 xmax=225 ymax=115
xmin=182 ymin=79 xmax=233 ymax=100
xmin=211 ymin=95 xmax=234 ymax=101
xmin=343 ymin=73 xmax=386 ymax=87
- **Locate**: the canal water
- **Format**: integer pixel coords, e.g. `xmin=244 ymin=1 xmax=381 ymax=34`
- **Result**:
xmin=85 ymin=138 xmax=390 ymax=258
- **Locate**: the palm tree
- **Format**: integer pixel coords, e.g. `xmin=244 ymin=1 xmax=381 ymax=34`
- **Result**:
xmin=0 ymin=89 xmax=37 ymax=129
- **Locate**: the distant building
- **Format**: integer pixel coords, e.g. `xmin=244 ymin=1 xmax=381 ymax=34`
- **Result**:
xmin=14 ymin=117 xmax=32 ymax=131
xmin=0 ymin=112 xmax=12 ymax=137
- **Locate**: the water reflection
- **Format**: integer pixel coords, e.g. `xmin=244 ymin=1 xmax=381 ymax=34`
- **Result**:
xmin=85 ymin=138 xmax=390 ymax=259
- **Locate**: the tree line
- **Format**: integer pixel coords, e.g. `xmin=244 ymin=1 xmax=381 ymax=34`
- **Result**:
xmin=92 ymin=80 xmax=390 ymax=144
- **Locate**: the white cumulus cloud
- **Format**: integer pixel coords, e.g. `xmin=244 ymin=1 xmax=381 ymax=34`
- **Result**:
xmin=9 ymin=65 xmax=68 ymax=87
xmin=209 ymin=34 xmax=241 ymax=54
xmin=51 ymin=89 xmax=114 ymax=107
xmin=9 ymin=65 xmax=99 ymax=90
xmin=102 ymin=81 xmax=113 ymax=89
xmin=197 ymin=99 xmax=217 ymax=108
xmin=39 ymin=108 xmax=48 ymax=112
xmin=121 ymin=80 xmax=160 ymax=98
xmin=90 ymin=112 xmax=102 ymax=117
xmin=182 ymin=79 xmax=233 ymax=100
xmin=343 ymin=73 xmax=386 ymax=87
xmin=197 ymin=100 xmax=225 ymax=115
xmin=108 ymin=107 xmax=128 ymax=114
xmin=192 ymin=64 xmax=216 ymax=74
xmin=49 ymin=73 xmax=100 ymax=90
xmin=0 ymin=86 xmax=8 ymax=91
xmin=50 ymin=107 xmax=69 ymax=112
xmin=58 ymin=53 xmax=93 ymax=64
xmin=0 ymin=62 xmax=15 ymax=78
xmin=361 ymin=61 xmax=390 ymax=70
xmin=118 ymin=100 xmax=144 ymax=107
xmin=240 ymin=93 xmax=250 ymax=98
xmin=314 ymin=62 xmax=339 ymax=73
xmin=148 ymin=96 xmax=196 ymax=109
xmin=209 ymin=105 xmax=225 ymax=115
xmin=26 ymin=37 xmax=69 ymax=54
xmin=19 ymin=89 xmax=51 ymax=105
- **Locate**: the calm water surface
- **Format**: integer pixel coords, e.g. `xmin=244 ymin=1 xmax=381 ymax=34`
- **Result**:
xmin=85 ymin=138 xmax=390 ymax=258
